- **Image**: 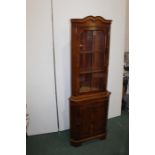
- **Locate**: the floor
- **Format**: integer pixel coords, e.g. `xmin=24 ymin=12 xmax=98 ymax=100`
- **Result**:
xmin=26 ymin=110 xmax=129 ymax=155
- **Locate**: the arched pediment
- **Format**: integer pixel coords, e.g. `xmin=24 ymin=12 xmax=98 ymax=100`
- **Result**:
xmin=71 ymin=16 xmax=112 ymax=24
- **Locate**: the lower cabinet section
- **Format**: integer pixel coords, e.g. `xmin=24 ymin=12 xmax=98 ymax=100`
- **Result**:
xmin=70 ymin=92 xmax=110 ymax=146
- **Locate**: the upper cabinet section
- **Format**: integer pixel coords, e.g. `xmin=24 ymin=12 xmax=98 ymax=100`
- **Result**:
xmin=71 ymin=16 xmax=112 ymax=96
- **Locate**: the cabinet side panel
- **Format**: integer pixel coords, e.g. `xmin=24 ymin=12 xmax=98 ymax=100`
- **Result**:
xmin=71 ymin=23 xmax=80 ymax=96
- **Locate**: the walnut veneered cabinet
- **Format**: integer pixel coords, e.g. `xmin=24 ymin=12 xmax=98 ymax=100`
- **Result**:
xmin=69 ymin=16 xmax=112 ymax=146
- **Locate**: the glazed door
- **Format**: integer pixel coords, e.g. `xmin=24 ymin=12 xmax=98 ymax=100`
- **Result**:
xmin=78 ymin=28 xmax=108 ymax=94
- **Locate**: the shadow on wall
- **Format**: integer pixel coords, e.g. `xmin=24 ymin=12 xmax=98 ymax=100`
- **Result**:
xmin=56 ymin=42 xmax=71 ymax=130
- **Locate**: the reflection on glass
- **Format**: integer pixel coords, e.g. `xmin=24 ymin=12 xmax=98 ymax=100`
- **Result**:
xmin=79 ymin=30 xmax=106 ymax=93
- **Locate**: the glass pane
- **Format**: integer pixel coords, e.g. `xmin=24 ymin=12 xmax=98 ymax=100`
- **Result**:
xmin=79 ymin=30 xmax=93 ymax=73
xmin=79 ymin=30 xmax=106 ymax=93
xmin=79 ymin=72 xmax=106 ymax=93
xmin=91 ymin=72 xmax=106 ymax=91
xmin=80 ymin=53 xmax=93 ymax=72
xmin=93 ymin=52 xmax=104 ymax=70
xmin=94 ymin=31 xmax=105 ymax=50
xmin=93 ymin=31 xmax=105 ymax=70
xmin=80 ymin=31 xmax=93 ymax=52
xmin=79 ymin=74 xmax=92 ymax=93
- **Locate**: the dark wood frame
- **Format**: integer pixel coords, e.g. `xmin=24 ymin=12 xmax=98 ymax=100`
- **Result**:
xmin=69 ymin=16 xmax=112 ymax=146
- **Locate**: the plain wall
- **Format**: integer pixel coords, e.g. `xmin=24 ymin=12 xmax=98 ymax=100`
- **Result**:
xmin=26 ymin=0 xmax=58 ymax=135
xmin=27 ymin=0 xmax=128 ymax=134
xmin=53 ymin=0 xmax=127 ymax=131
xmin=125 ymin=0 xmax=129 ymax=52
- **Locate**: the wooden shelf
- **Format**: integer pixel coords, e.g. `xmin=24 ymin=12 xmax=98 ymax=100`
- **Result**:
xmin=80 ymin=51 xmax=93 ymax=53
xmin=80 ymin=50 xmax=104 ymax=54
xmin=80 ymin=86 xmax=99 ymax=93
xmin=80 ymin=69 xmax=104 ymax=74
